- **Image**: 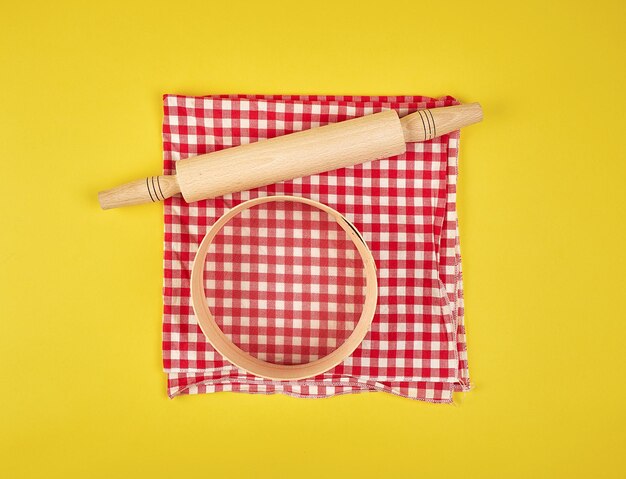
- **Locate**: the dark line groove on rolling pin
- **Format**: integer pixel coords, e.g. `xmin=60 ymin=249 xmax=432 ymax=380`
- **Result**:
xmin=417 ymin=110 xmax=428 ymax=141
xmin=426 ymin=109 xmax=436 ymax=138
xmin=146 ymin=177 xmax=155 ymax=202
xmin=156 ymin=176 xmax=165 ymax=200
xmin=424 ymin=109 xmax=433 ymax=139
xmin=151 ymin=177 xmax=159 ymax=201
xmin=151 ymin=176 xmax=160 ymax=200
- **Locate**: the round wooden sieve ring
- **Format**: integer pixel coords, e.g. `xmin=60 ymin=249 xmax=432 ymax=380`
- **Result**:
xmin=190 ymin=195 xmax=378 ymax=381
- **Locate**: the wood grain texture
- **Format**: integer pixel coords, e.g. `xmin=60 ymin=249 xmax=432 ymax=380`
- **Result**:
xmin=176 ymin=109 xmax=406 ymax=202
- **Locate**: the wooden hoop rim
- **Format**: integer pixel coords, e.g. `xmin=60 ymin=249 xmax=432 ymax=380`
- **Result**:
xmin=190 ymin=195 xmax=378 ymax=381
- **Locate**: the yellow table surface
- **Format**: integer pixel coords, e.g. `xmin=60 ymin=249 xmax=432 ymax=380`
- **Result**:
xmin=1 ymin=1 xmax=625 ymax=477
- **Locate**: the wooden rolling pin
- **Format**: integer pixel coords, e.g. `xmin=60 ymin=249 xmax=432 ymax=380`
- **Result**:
xmin=98 ymin=103 xmax=482 ymax=209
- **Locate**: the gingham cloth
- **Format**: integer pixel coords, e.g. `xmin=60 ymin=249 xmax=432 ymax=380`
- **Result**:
xmin=163 ymin=94 xmax=470 ymax=403
xmin=204 ymin=200 xmax=368 ymax=366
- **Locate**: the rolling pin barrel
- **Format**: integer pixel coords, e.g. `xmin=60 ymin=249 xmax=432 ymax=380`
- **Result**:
xmin=176 ymin=109 xmax=405 ymax=203
xmin=98 ymin=103 xmax=482 ymax=209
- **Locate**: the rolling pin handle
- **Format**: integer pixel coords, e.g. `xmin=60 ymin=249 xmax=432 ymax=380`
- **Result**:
xmin=400 ymin=102 xmax=483 ymax=142
xmin=98 ymin=175 xmax=181 ymax=210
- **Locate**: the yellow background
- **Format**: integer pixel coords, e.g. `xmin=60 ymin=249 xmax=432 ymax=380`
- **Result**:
xmin=1 ymin=0 xmax=624 ymax=477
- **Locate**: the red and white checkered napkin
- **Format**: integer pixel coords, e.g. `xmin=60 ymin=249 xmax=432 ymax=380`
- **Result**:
xmin=163 ymin=94 xmax=470 ymax=403
xmin=204 ymin=200 xmax=368 ymax=366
